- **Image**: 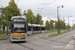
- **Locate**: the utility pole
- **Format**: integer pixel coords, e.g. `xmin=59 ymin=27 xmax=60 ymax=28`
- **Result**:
xmin=57 ymin=5 xmax=64 ymax=33
xmin=68 ymin=16 xmax=72 ymax=31
xmin=57 ymin=6 xmax=59 ymax=33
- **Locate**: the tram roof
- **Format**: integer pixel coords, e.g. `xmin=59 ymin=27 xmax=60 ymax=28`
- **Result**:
xmin=28 ymin=23 xmax=46 ymax=27
xmin=11 ymin=16 xmax=26 ymax=20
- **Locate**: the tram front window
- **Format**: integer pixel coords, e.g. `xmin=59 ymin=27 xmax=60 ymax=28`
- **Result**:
xmin=13 ymin=23 xmax=25 ymax=33
xmin=13 ymin=28 xmax=25 ymax=33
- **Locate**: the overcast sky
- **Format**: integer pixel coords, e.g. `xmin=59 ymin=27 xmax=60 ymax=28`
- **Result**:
xmin=0 ymin=0 xmax=75 ymax=26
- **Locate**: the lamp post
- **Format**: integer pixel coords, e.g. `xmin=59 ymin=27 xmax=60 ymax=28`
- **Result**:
xmin=68 ymin=16 xmax=72 ymax=31
xmin=57 ymin=5 xmax=64 ymax=33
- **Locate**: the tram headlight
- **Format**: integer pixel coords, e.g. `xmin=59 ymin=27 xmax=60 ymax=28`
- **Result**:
xmin=11 ymin=34 xmax=13 ymax=36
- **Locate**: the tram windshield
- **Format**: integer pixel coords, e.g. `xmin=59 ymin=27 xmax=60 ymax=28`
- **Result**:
xmin=13 ymin=23 xmax=25 ymax=33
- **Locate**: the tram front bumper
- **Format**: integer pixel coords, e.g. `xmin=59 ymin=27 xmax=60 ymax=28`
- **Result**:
xmin=10 ymin=36 xmax=27 ymax=42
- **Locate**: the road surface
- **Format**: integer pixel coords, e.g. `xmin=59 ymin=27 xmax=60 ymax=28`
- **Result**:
xmin=0 ymin=30 xmax=75 ymax=50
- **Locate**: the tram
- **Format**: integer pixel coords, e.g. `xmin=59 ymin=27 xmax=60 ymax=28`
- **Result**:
xmin=10 ymin=16 xmax=28 ymax=42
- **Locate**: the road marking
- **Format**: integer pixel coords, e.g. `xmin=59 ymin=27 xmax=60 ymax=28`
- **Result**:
xmin=64 ymin=40 xmax=75 ymax=49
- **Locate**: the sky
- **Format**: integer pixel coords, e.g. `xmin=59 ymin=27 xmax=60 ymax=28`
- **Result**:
xmin=0 ymin=0 xmax=75 ymax=26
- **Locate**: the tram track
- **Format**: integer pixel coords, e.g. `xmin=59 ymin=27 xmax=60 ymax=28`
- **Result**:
xmin=3 ymin=36 xmax=33 ymax=50
xmin=3 ymin=30 xmax=75 ymax=50
xmin=3 ymin=35 xmax=50 ymax=50
xmin=17 ymin=43 xmax=34 ymax=50
xmin=38 ymin=31 xmax=75 ymax=45
xmin=16 ymin=41 xmax=51 ymax=50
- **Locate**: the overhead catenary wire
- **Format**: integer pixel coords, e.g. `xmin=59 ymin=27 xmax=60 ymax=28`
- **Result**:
xmin=37 ymin=0 xmax=56 ymax=12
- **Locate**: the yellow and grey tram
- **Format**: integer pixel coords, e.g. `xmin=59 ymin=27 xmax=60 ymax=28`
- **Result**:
xmin=10 ymin=16 xmax=28 ymax=42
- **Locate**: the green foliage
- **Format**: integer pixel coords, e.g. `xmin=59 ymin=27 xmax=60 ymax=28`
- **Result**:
xmin=55 ymin=19 xmax=66 ymax=29
xmin=73 ymin=24 xmax=75 ymax=28
xmin=26 ymin=9 xmax=35 ymax=24
xmin=3 ymin=0 xmax=21 ymax=26
xmin=0 ymin=8 xmax=5 ymax=29
xmin=23 ymin=10 xmax=27 ymax=16
xmin=0 ymin=18 xmax=1 ymax=28
xmin=49 ymin=31 xmax=71 ymax=37
xmin=40 ymin=20 xmax=43 ymax=25
xmin=65 ymin=25 xmax=71 ymax=28
xmin=0 ymin=37 xmax=7 ymax=40
xmin=45 ymin=18 xmax=67 ymax=30
xmin=29 ymin=33 xmax=40 ymax=36
xmin=50 ymin=20 xmax=54 ymax=28
xmin=45 ymin=20 xmax=50 ymax=28
xmin=35 ymin=14 xmax=43 ymax=24
xmin=0 ymin=31 xmax=10 ymax=36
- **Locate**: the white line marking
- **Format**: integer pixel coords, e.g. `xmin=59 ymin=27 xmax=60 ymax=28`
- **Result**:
xmin=64 ymin=40 xmax=75 ymax=49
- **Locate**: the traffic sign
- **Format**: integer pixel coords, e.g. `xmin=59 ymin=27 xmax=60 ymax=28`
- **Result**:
xmin=53 ymin=25 xmax=55 ymax=27
xmin=31 ymin=28 xmax=33 ymax=31
xmin=53 ymin=22 xmax=56 ymax=27
xmin=53 ymin=22 xmax=56 ymax=25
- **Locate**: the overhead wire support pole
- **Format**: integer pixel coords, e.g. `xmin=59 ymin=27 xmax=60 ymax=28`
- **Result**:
xmin=68 ymin=16 xmax=72 ymax=31
xmin=57 ymin=5 xmax=64 ymax=33
xmin=57 ymin=6 xmax=60 ymax=33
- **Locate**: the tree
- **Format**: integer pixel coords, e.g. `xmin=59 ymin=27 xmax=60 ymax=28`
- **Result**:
xmin=0 ymin=18 xmax=1 ymax=29
xmin=3 ymin=0 xmax=21 ymax=26
xmin=35 ymin=14 xmax=43 ymax=24
xmin=40 ymin=20 xmax=43 ymax=25
xmin=23 ymin=10 xmax=27 ymax=16
xmin=73 ymin=24 xmax=75 ymax=28
xmin=26 ymin=9 xmax=35 ymax=24
xmin=50 ymin=20 xmax=54 ymax=29
xmin=45 ymin=20 xmax=50 ymax=28
xmin=0 ymin=7 xmax=5 ymax=30
xmin=55 ymin=18 xmax=66 ymax=30
xmin=65 ymin=25 xmax=71 ymax=28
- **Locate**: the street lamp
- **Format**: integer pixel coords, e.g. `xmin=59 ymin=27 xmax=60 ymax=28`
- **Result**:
xmin=57 ymin=5 xmax=64 ymax=33
xmin=68 ymin=16 xmax=72 ymax=31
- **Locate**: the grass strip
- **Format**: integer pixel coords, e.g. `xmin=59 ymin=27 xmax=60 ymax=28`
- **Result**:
xmin=0 ymin=37 xmax=7 ymax=40
xmin=49 ymin=30 xmax=72 ymax=37
xmin=29 ymin=30 xmax=74 ymax=36
xmin=29 ymin=33 xmax=40 ymax=36
xmin=0 ymin=31 xmax=10 ymax=36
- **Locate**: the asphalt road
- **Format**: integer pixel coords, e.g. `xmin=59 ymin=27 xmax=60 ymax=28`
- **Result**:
xmin=0 ymin=30 xmax=75 ymax=50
